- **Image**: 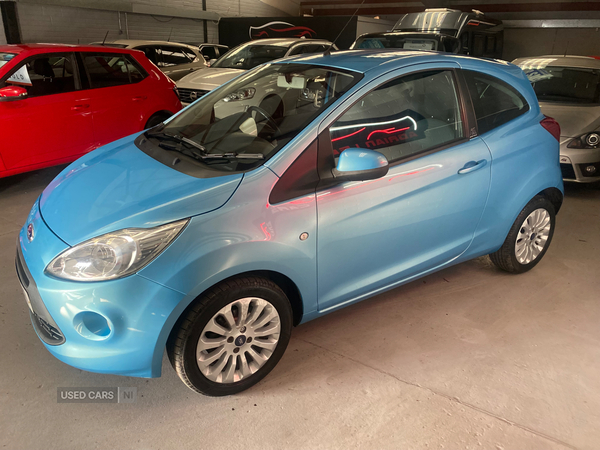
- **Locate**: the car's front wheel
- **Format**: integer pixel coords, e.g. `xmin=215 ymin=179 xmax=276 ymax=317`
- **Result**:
xmin=167 ymin=277 xmax=293 ymax=396
xmin=489 ymin=196 xmax=556 ymax=273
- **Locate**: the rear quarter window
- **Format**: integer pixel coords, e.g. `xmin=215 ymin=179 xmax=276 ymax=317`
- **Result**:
xmin=463 ymin=70 xmax=529 ymax=135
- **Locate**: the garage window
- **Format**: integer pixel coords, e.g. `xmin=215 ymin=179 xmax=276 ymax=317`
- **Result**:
xmin=463 ymin=70 xmax=529 ymax=135
xmin=329 ymin=70 xmax=464 ymax=163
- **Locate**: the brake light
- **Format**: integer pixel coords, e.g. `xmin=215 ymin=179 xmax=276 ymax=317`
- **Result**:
xmin=541 ymin=116 xmax=560 ymax=141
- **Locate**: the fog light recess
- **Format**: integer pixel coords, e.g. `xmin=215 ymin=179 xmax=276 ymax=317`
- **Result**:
xmin=585 ymin=165 xmax=597 ymax=174
xmin=73 ymin=311 xmax=112 ymax=340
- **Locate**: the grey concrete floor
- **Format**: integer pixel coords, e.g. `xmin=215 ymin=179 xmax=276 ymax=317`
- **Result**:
xmin=0 ymin=165 xmax=599 ymax=450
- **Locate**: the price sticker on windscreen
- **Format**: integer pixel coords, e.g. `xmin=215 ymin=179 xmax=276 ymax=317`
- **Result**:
xmin=7 ymin=65 xmax=32 ymax=86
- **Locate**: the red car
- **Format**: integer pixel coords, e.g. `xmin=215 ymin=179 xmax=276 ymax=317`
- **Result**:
xmin=0 ymin=44 xmax=182 ymax=178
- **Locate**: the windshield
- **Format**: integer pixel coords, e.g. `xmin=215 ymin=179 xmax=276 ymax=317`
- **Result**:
xmin=0 ymin=52 xmax=17 ymax=69
xmin=151 ymin=63 xmax=361 ymax=173
xmin=353 ymin=34 xmax=459 ymax=52
xmin=212 ymin=44 xmax=289 ymax=70
xmin=520 ymin=65 xmax=600 ymax=104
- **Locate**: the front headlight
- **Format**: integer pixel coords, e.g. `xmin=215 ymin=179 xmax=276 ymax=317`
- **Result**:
xmin=46 ymin=219 xmax=188 ymax=282
xmin=567 ymin=132 xmax=600 ymax=149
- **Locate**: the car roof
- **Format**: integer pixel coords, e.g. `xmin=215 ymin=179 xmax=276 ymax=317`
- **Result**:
xmin=241 ymin=38 xmax=332 ymax=47
xmin=280 ymin=49 xmax=517 ymax=74
xmin=0 ymin=43 xmax=143 ymax=55
xmin=512 ymin=55 xmax=600 ymax=70
xmin=94 ymin=40 xmax=200 ymax=51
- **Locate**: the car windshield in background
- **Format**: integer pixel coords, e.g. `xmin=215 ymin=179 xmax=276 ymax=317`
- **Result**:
xmin=212 ymin=45 xmax=289 ymax=70
xmin=354 ymin=34 xmax=459 ymax=52
xmin=152 ymin=63 xmax=361 ymax=172
xmin=0 ymin=52 xmax=17 ymax=69
xmin=521 ymin=65 xmax=600 ymax=104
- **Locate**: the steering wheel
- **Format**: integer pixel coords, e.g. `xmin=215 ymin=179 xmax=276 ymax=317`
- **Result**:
xmin=247 ymin=105 xmax=281 ymax=136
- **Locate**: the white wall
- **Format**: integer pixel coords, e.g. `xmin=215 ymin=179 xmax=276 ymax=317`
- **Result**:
xmin=15 ymin=0 xmax=287 ymax=45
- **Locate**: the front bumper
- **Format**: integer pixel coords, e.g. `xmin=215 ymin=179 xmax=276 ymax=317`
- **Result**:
xmin=17 ymin=201 xmax=186 ymax=378
xmin=559 ymin=141 xmax=600 ymax=183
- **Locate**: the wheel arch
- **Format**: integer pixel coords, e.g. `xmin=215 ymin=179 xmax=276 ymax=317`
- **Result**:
xmin=144 ymin=110 xmax=174 ymax=129
xmin=538 ymin=187 xmax=563 ymax=215
xmin=157 ymin=269 xmax=304 ymax=377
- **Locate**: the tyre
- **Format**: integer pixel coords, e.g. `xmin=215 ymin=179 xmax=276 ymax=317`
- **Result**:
xmin=489 ymin=196 xmax=556 ymax=273
xmin=167 ymin=277 xmax=293 ymax=396
xmin=144 ymin=112 xmax=172 ymax=129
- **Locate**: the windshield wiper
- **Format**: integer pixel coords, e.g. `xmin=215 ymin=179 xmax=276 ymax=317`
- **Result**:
xmin=201 ymin=152 xmax=264 ymax=160
xmin=146 ymin=130 xmax=208 ymax=155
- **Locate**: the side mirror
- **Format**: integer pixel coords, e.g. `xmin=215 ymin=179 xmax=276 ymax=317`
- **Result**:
xmin=333 ymin=148 xmax=389 ymax=182
xmin=0 ymin=86 xmax=28 ymax=102
xmin=208 ymin=59 xmax=217 ymax=67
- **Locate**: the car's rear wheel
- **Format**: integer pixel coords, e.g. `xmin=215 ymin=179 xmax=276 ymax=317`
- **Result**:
xmin=167 ymin=277 xmax=293 ymax=396
xmin=489 ymin=196 xmax=555 ymax=273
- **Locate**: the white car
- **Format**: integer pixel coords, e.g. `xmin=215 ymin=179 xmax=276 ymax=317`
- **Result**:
xmin=91 ymin=39 xmax=207 ymax=81
xmin=176 ymin=38 xmax=335 ymax=105
xmin=513 ymin=55 xmax=600 ymax=182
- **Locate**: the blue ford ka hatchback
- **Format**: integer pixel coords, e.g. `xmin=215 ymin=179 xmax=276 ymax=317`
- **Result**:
xmin=17 ymin=50 xmax=563 ymax=396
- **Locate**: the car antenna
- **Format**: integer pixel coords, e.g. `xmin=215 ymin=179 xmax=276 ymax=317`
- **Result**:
xmin=323 ymin=0 xmax=367 ymax=56
xmin=101 ymin=30 xmax=109 ymax=45
xmin=168 ymin=28 xmax=173 ymax=42
xmin=564 ymin=40 xmax=569 ymax=57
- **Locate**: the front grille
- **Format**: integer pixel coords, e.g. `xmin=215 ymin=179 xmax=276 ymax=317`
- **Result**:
xmin=560 ymin=163 xmax=576 ymax=180
xmin=177 ymin=88 xmax=209 ymax=104
xmin=16 ymin=244 xmax=65 ymax=345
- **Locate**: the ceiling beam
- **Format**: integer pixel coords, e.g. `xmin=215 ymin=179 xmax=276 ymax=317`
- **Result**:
xmin=301 ymin=2 xmax=600 ymax=15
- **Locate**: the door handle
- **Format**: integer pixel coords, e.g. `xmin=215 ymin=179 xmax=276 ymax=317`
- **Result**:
xmin=132 ymin=96 xmax=147 ymax=102
xmin=458 ymin=159 xmax=487 ymax=175
xmin=71 ymin=104 xmax=89 ymax=110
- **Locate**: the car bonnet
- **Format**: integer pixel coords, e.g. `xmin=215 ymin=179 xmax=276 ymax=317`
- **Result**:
xmin=39 ymin=134 xmax=243 ymax=246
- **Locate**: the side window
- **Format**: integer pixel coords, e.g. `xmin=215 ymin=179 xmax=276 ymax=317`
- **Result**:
xmin=329 ymin=70 xmax=464 ymax=163
xmin=2 ymin=53 xmax=76 ymax=97
xmin=200 ymin=47 xmax=217 ymax=61
xmin=82 ymin=53 xmax=133 ymax=88
xmin=123 ymin=55 xmax=147 ymax=83
xmin=158 ymin=46 xmax=196 ymax=66
xmin=137 ymin=46 xmax=159 ymax=65
xmin=463 ymin=70 xmax=529 ymax=135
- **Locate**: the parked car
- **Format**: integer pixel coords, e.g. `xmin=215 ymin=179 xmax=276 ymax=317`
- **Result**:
xmin=197 ymin=43 xmax=229 ymax=63
xmin=0 ymin=43 xmax=181 ymax=178
xmin=17 ymin=50 xmax=563 ymax=396
xmin=176 ymin=38 xmax=335 ymax=104
xmin=513 ymin=55 xmax=600 ymax=183
xmin=352 ymin=8 xmax=503 ymax=58
xmin=91 ymin=40 xmax=207 ymax=81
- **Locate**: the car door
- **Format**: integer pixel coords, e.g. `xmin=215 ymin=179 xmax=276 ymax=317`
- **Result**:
xmin=0 ymin=52 xmax=94 ymax=170
xmin=78 ymin=51 xmax=147 ymax=146
xmin=156 ymin=45 xmax=202 ymax=81
xmin=315 ymin=64 xmax=492 ymax=311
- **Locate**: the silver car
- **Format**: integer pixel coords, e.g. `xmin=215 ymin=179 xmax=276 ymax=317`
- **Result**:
xmin=513 ymin=55 xmax=600 ymax=183
xmin=91 ymin=39 xmax=207 ymax=81
xmin=176 ymin=38 xmax=335 ymax=105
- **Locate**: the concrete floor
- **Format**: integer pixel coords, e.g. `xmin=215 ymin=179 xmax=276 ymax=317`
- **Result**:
xmin=1 ymin=166 xmax=599 ymax=450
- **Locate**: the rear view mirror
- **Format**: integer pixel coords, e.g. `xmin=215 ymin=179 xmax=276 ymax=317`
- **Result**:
xmin=333 ymin=148 xmax=389 ymax=182
xmin=277 ymin=75 xmax=307 ymax=89
xmin=208 ymin=59 xmax=217 ymax=67
xmin=0 ymin=86 xmax=28 ymax=102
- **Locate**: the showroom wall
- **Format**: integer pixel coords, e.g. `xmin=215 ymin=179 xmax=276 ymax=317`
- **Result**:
xmin=0 ymin=10 xmax=5 ymax=44
xmin=503 ymin=27 xmax=600 ymax=61
xmin=12 ymin=0 xmax=286 ymax=45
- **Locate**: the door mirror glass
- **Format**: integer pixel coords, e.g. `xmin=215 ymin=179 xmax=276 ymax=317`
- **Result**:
xmin=333 ymin=148 xmax=389 ymax=181
xmin=0 ymin=85 xmax=28 ymax=102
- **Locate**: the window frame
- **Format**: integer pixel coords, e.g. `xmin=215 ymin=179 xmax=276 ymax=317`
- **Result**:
xmin=77 ymin=51 xmax=148 ymax=91
xmin=0 ymin=52 xmax=81 ymax=97
xmin=461 ymin=69 xmax=530 ymax=136
xmin=318 ymin=67 xmax=473 ymax=181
